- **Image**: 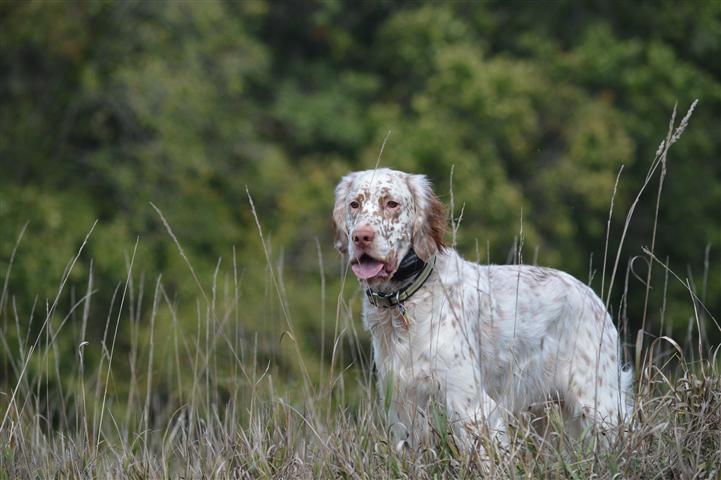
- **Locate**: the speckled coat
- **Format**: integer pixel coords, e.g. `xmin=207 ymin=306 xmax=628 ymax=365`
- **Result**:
xmin=333 ymin=168 xmax=633 ymax=450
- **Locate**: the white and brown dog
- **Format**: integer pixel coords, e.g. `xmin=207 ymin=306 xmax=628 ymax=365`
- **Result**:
xmin=333 ymin=168 xmax=632 ymax=451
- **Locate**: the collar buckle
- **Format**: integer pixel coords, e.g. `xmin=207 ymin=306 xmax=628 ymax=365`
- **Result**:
xmin=365 ymin=289 xmax=394 ymax=308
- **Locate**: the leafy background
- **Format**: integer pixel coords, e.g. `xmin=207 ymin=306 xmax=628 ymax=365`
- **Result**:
xmin=1 ymin=1 xmax=719 ymax=403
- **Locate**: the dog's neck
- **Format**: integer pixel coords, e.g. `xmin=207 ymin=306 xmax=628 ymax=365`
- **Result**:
xmin=391 ymin=248 xmax=427 ymax=283
xmin=363 ymin=249 xmax=435 ymax=308
xmin=361 ymin=248 xmax=425 ymax=294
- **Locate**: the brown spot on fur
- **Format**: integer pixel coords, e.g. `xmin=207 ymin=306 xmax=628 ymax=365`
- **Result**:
xmin=579 ymin=350 xmax=592 ymax=365
xmin=525 ymin=267 xmax=551 ymax=283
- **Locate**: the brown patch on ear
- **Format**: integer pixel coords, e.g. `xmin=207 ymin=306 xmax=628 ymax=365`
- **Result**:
xmin=332 ymin=173 xmax=356 ymax=253
xmin=414 ymin=192 xmax=446 ymax=261
xmin=407 ymin=174 xmax=447 ymax=261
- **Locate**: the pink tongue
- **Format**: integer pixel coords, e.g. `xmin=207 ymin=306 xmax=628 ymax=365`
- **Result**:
xmin=351 ymin=259 xmax=385 ymax=280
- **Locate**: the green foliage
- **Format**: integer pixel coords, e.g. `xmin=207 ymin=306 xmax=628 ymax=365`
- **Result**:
xmin=1 ymin=1 xmax=720 ymax=403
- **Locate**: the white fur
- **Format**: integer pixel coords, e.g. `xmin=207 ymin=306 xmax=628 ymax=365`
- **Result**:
xmin=334 ymin=169 xmax=632 ymax=451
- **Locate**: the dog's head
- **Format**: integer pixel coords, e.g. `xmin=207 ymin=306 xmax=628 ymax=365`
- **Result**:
xmin=333 ymin=168 xmax=445 ymax=286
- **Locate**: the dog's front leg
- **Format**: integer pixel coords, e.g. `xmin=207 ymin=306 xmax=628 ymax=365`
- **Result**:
xmin=383 ymin=377 xmax=436 ymax=451
xmin=445 ymin=387 xmax=507 ymax=461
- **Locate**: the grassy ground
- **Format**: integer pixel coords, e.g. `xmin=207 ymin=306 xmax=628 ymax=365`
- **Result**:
xmin=0 ymin=255 xmax=719 ymax=478
xmin=1 ymin=103 xmax=719 ymax=478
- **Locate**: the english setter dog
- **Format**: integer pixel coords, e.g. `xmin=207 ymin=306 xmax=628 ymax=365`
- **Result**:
xmin=333 ymin=168 xmax=632 ymax=452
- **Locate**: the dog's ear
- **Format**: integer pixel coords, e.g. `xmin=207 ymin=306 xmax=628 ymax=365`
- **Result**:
xmin=406 ymin=174 xmax=446 ymax=261
xmin=332 ymin=173 xmax=357 ymax=254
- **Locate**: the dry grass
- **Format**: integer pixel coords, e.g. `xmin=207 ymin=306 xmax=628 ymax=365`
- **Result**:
xmin=1 ymin=260 xmax=719 ymax=479
xmin=1 ymin=102 xmax=719 ymax=479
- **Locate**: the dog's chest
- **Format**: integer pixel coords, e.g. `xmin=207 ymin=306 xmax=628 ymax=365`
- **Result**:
xmin=364 ymin=300 xmax=461 ymax=394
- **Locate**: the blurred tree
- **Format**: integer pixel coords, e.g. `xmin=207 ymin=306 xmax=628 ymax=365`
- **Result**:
xmin=1 ymin=0 xmax=719 ymax=397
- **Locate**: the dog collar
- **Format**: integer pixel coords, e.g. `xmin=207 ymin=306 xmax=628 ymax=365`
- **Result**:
xmin=391 ymin=248 xmax=427 ymax=283
xmin=365 ymin=255 xmax=436 ymax=308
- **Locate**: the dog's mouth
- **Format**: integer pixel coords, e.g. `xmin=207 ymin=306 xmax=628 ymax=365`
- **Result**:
xmin=351 ymin=254 xmax=392 ymax=281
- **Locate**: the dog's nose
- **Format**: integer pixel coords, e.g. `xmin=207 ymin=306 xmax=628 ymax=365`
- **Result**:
xmin=353 ymin=225 xmax=375 ymax=248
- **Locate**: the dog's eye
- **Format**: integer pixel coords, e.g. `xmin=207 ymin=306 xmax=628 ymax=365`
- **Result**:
xmin=350 ymin=201 xmax=360 ymax=209
xmin=386 ymin=200 xmax=399 ymax=208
